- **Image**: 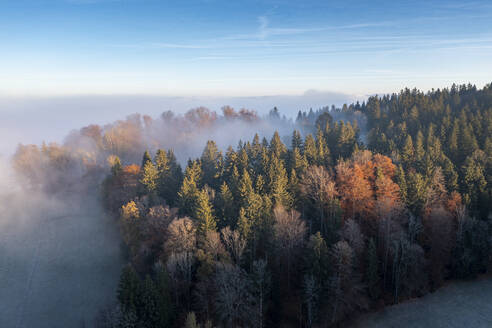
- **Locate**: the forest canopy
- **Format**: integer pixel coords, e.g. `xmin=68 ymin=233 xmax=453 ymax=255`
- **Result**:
xmin=13 ymin=83 xmax=492 ymax=327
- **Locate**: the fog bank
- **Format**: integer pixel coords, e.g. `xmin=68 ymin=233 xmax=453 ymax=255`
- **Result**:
xmin=0 ymin=159 xmax=124 ymax=327
xmin=0 ymin=90 xmax=356 ymax=156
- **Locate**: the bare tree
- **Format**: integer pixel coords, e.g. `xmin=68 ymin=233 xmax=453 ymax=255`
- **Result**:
xmin=340 ymin=219 xmax=365 ymax=261
xmin=221 ymin=226 xmax=247 ymax=265
xmin=250 ymin=259 xmax=270 ymax=328
xmin=273 ymin=205 xmax=307 ymax=289
xmin=164 ymin=217 xmax=196 ymax=255
xmin=166 ymin=252 xmax=194 ymax=310
xmin=214 ymin=263 xmax=253 ymax=328
xmin=300 ymin=165 xmax=338 ymax=234
xmin=424 ymin=205 xmax=454 ymax=288
xmin=303 ymin=274 xmax=319 ymax=328
xmin=329 ymin=241 xmax=368 ymax=324
xmin=202 ymin=230 xmax=226 ymax=262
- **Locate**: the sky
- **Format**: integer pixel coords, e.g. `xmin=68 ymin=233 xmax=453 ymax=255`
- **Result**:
xmin=1 ymin=0 xmax=492 ymax=97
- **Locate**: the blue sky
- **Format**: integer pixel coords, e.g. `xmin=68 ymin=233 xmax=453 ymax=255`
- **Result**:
xmin=1 ymin=0 xmax=492 ymax=96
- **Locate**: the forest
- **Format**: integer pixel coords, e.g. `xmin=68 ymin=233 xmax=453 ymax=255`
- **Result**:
xmin=12 ymin=83 xmax=492 ymax=327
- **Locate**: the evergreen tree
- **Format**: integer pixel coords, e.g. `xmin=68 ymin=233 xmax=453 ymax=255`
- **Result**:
xmin=291 ymin=130 xmax=303 ymax=150
xmin=155 ymin=267 xmax=173 ymax=327
xmin=395 ymin=164 xmax=408 ymax=204
xmin=142 ymin=150 xmax=152 ymax=168
xmin=178 ymin=160 xmax=202 ymax=216
xmin=118 ymin=265 xmax=141 ymax=315
xmin=216 ymin=181 xmax=236 ymax=228
xmin=401 ymin=135 xmax=415 ymax=167
xmin=140 ymin=160 xmax=159 ymax=196
xmin=111 ymin=156 xmax=122 ymax=176
xmin=139 ymin=275 xmax=159 ymax=328
xmin=304 ymin=134 xmax=317 ymax=165
xmin=270 ymin=131 xmax=287 ymax=158
xmin=201 ymin=140 xmax=222 ymax=190
xmin=316 ymin=127 xmax=331 ymax=167
xmin=195 ymin=189 xmax=217 ymax=238
xmin=268 ymin=155 xmax=292 ymax=208
xmin=289 ymin=146 xmax=308 ymax=176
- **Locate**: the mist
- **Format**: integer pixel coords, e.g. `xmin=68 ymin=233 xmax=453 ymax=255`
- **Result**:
xmin=0 ymin=91 xmax=363 ymax=327
xmin=0 ymin=90 xmax=356 ymax=157
xmin=0 ymin=156 xmax=124 ymax=327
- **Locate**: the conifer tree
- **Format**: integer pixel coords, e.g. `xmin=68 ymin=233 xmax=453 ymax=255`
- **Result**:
xmin=216 ymin=181 xmax=236 ymax=228
xmin=289 ymin=146 xmax=308 ymax=176
xmin=178 ymin=160 xmax=202 ymax=216
xmin=111 ymin=156 xmax=122 ymax=176
xmin=316 ymin=127 xmax=331 ymax=167
xmin=201 ymin=140 xmax=222 ymax=189
xmin=291 ymin=130 xmax=303 ymax=150
xmin=304 ymin=134 xmax=317 ymax=164
xmin=155 ymin=267 xmax=173 ymax=327
xmin=194 ymin=189 xmax=217 ymax=238
xmin=270 ymin=131 xmax=287 ymax=159
xmin=141 ymin=160 xmax=159 ymax=195
xmin=142 ymin=150 xmax=152 ymax=168
xmin=268 ymin=155 xmax=292 ymax=208
xmin=118 ymin=265 xmax=141 ymax=315
xmin=401 ymin=135 xmax=415 ymax=167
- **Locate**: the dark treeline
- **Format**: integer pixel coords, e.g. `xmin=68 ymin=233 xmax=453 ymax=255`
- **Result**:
xmin=13 ymin=84 xmax=492 ymax=327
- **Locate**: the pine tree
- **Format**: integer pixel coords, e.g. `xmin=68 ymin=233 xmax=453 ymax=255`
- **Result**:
xmin=289 ymin=146 xmax=307 ymax=176
xmin=292 ymin=130 xmax=303 ymax=150
xmin=395 ymin=164 xmax=408 ymax=204
xmin=216 ymin=181 xmax=236 ymax=228
xmin=140 ymin=275 xmax=159 ymax=328
xmin=316 ymin=127 xmax=331 ymax=167
xmin=201 ymin=141 xmax=222 ymax=190
xmin=194 ymin=189 xmax=217 ymax=238
xmin=270 ymin=131 xmax=287 ymax=158
xmin=142 ymin=150 xmax=152 ymax=168
xmin=118 ymin=265 xmax=141 ymax=315
xmin=155 ymin=149 xmax=169 ymax=174
xmin=305 ymin=232 xmax=329 ymax=284
xmin=111 ymin=156 xmax=122 ymax=176
xmin=155 ymin=267 xmax=173 ymax=327
xmin=288 ymin=169 xmax=300 ymax=207
xmin=268 ymin=155 xmax=292 ymax=208
xmin=178 ymin=160 xmax=202 ymax=216
xmin=140 ymin=160 xmax=159 ymax=195
xmin=414 ymin=131 xmax=425 ymax=168
xmin=304 ymin=134 xmax=317 ymax=165
xmin=164 ymin=150 xmax=183 ymax=206
xmin=407 ymin=171 xmax=427 ymax=216
xmin=401 ymin=135 xmax=414 ymax=167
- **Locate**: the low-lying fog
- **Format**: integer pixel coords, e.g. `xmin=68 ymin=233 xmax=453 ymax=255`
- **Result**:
xmin=0 ymin=91 xmax=356 ymax=327
xmin=0 ymin=91 xmax=355 ymax=156
xmin=0 ymin=160 xmax=124 ymax=327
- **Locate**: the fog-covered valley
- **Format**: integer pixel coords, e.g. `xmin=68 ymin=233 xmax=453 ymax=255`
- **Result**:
xmin=0 ymin=161 xmax=124 ymax=327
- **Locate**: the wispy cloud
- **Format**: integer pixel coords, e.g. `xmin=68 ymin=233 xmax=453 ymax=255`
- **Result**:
xmin=110 ymin=42 xmax=210 ymax=49
xmin=223 ymin=16 xmax=391 ymax=42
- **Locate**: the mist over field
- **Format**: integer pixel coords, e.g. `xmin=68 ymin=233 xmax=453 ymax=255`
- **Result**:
xmin=0 ymin=159 xmax=124 ymax=327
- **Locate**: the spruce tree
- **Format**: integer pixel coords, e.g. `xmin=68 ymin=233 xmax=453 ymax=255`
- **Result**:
xmin=178 ymin=160 xmax=202 ymax=216
xmin=117 ymin=265 xmax=141 ymax=315
xmin=142 ymin=150 xmax=152 ymax=168
xmin=140 ymin=160 xmax=159 ymax=195
xmin=304 ymin=134 xmax=317 ymax=165
xmin=194 ymin=189 xmax=217 ymax=238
